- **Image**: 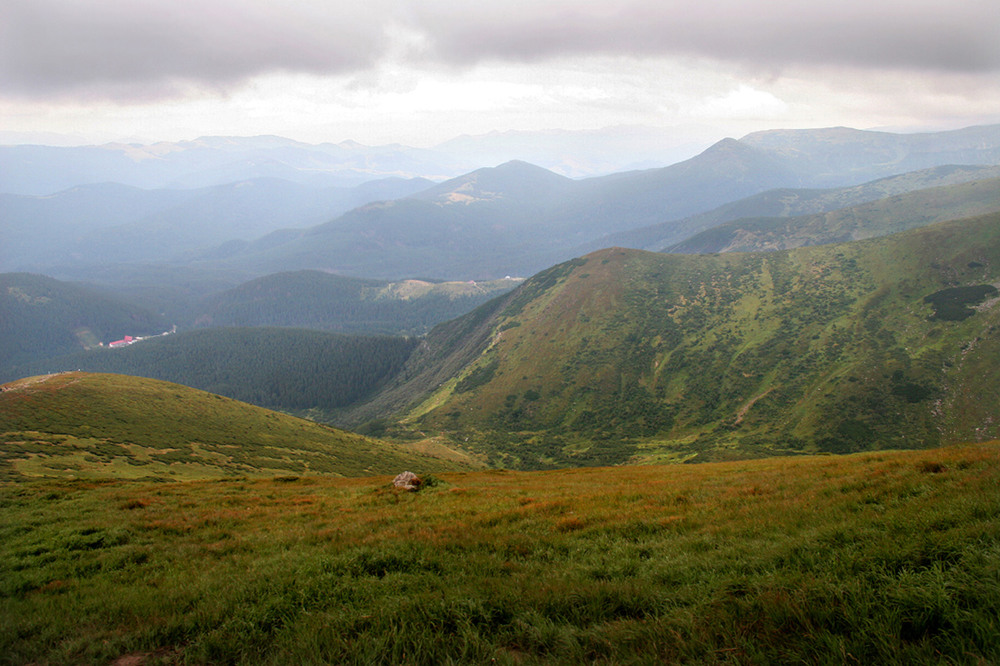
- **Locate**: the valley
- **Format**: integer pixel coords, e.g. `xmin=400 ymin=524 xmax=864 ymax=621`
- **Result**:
xmin=5 ymin=126 xmax=1000 ymax=467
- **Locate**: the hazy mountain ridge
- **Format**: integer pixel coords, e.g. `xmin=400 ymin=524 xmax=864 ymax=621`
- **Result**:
xmin=587 ymin=164 xmax=1000 ymax=253
xmin=199 ymin=125 xmax=1000 ymax=280
xmin=740 ymin=125 xmax=1000 ymax=185
xmin=7 ymin=124 xmax=1000 ymax=282
xmin=664 ymin=175 xmax=1000 ymax=254
xmin=344 ymin=212 xmax=1000 ymax=468
xmin=0 ymin=136 xmax=461 ymax=195
xmin=0 ymin=126 xmax=718 ymax=196
xmin=413 ymin=160 xmax=579 ymax=207
xmin=1 ymin=176 xmax=433 ymax=273
xmin=432 ymin=124 xmax=720 ymax=176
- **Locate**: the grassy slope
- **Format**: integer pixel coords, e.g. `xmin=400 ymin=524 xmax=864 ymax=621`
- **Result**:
xmin=1 ymin=442 xmax=998 ymax=664
xmin=360 ymin=212 xmax=1000 ymax=468
xmin=0 ymin=372 xmax=476 ymax=481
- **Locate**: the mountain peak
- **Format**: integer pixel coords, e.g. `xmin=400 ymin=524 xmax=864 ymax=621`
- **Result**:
xmin=494 ymin=158 xmax=544 ymax=169
xmin=414 ymin=160 xmax=575 ymax=205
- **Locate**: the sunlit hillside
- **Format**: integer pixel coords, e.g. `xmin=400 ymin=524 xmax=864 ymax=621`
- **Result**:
xmin=0 ymin=372 xmax=475 ymax=481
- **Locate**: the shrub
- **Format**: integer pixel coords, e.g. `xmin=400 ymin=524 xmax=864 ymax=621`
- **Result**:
xmin=924 ymin=285 xmax=998 ymax=321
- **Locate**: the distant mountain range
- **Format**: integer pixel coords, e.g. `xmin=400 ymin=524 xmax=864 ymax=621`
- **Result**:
xmin=0 ymin=126 xmax=719 ymax=195
xmin=5 ymin=124 xmax=999 ymax=283
xmin=664 ymin=175 xmax=1000 ymax=254
xmin=432 ymin=124 xmax=720 ymax=177
xmin=587 ymin=164 xmax=1000 ymax=253
xmin=738 ymin=124 xmax=1000 ymax=186
xmin=1 ymin=177 xmax=432 ymax=272
xmin=169 ymin=125 xmax=996 ymax=281
xmin=5 ymin=123 xmax=1000 ymax=391
xmin=4 ymin=123 xmax=1000 ymax=474
xmin=0 ymin=135 xmax=460 ymax=195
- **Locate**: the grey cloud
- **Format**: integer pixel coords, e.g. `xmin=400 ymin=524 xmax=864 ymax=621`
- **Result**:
xmin=410 ymin=0 xmax=1000 ymax=73
xmin=0 ymin=0 xmax=394 ymax=99
xmin=2 ymin=0 xmax=997 ymax=101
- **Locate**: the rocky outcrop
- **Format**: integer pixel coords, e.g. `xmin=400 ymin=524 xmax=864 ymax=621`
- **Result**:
xmin=392 ymin=471 xmax=421 ymax=491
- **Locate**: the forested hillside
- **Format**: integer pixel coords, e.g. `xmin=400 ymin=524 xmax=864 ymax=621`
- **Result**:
xmin=8 ymin=328 xmax=418 ymax=417
xmin=0 ymin=270 xmax=521 ymax=384
xmin=0 ymin=273 xmax=167 ymax=373
xmin=191 ymin=270 xmax=520 ymax=335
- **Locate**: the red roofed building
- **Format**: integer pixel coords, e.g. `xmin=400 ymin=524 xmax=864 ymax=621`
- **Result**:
xmin=109 ymin=335 xmax=134 ymax=348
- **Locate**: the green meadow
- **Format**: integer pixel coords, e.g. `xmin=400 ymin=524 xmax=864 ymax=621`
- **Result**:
xmin=3 ymin=442 xmax=999 ymax=664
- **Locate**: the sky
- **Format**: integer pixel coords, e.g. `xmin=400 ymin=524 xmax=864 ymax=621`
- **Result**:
xmin=2 ymin=0 xmax=999 ymax=148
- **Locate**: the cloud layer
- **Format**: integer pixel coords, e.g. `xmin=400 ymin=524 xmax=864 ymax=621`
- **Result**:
xmin=3 ymin=0 xmax=998 ymax=100
xmin=413 ymin=0 xmax=1000 ymax=72
xmin=1 ymin=0 xmax=393 ymax=98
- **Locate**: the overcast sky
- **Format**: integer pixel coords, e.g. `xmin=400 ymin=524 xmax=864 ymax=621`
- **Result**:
xmin=2 ymin=0 xmax=999 ymax=147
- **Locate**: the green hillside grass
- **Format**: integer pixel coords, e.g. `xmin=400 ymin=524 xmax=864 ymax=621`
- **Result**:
xmin=0 ymin=372 xmax=476 ymax=481
xmin=356 ymin=212 xmax=1000 ymax=468
xmin=2 ymin=442 xmax=998 ymax=664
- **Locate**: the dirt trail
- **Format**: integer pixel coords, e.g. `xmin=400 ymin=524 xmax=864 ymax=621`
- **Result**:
xmin=2 ymin=372 xmax=79 ymax=393
xmin=735 ymin=388 xmax=776 ymax=425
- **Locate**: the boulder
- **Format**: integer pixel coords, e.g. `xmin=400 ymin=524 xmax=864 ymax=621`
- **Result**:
xmin=392 ymin=471 xmax=421 ymax=491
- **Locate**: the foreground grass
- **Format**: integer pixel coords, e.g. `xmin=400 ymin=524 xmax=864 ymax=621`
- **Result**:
xmin=2 ymin=444 xmax=999 ymax=664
